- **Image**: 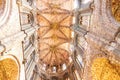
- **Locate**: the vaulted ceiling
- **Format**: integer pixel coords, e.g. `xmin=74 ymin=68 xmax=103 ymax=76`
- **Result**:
xmin=36 ymin=0 xmax=74 ymax=74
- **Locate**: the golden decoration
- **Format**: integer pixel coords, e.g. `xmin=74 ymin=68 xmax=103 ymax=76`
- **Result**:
xmin=51 ymin=23 xmax=59 ymax=30
xmin=0 ymin=58 xmax=18 ymax=80
xmin=112 ymin=0 xmax=120 ymax=22
xmin=91 ymin=58 xmax=120 ymax=80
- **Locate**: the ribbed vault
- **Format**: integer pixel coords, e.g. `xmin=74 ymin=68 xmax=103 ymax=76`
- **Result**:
xmin=37 ymin=0 xmax=74 ymax=74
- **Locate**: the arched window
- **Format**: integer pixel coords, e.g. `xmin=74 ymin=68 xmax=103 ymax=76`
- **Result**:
xmin=52 ymin=66 xmax=56 ymax=73
xmin=62 ymin=63 xmax=67 ymax=71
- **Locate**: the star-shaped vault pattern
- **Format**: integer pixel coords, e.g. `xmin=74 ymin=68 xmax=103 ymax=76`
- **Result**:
xmin=37 ymin=0 xmax=74 ymax=70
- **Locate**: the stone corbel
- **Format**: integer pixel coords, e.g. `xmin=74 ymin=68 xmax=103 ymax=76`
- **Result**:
xmin=22 ymin=58 xmax=27 ymax=64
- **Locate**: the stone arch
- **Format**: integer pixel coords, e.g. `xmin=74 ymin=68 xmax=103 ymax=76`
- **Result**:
xmin=99 ymin=0 xmax=120 ymax=27
xmin=0 ymin=0 xmax=12 ymax=27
